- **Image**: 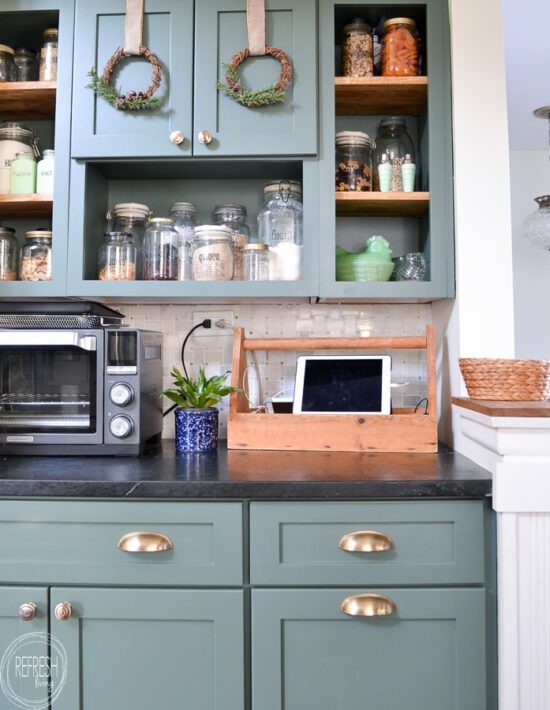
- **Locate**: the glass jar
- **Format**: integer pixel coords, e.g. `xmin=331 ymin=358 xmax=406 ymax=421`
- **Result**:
xmin=39 ymin=28 xmax=58 ymax=81
xmin=0 ymin=226 xmax=18 ymax=281
xmin=20 ymin=230 xmax=52 ymax=281
xmin=169 ymin=202 xmax=199 ymax=281
xmin=335 ymin=131 xmax=375 ymax=192
xmin=341 ymin=18 xmax=373 ymax=77
xmin=107 ymin=202 xmax=150 ymax=279
xmin=212 ymin=203 xmax=251 ymax=281
xmin=191 ymin=225 xmax=234 ymax=281
xmin=257 ymin=180 xmax=303 ymax=280
xmin=36 ymin=148 xmax=55 ymax=193
xmin=0 ymin=122 xmax=39 ymax=194
xmin=373 ymin=117 xmax=416 ymax=191
xmin=243 ymin=243 xmax=269 ymax=281
xmin=143 ymin=217 xmax=178 ymax=281
xmin=9 ymin=151 xmax=36 ymax=194
xmin=98 ymin=231 xmax=136 ymax=281
xmin=381 ymin=17 xmax=418 ymax=76
xmin=14 ymin=48 xmax=38 ymax=81
xmin=0 ymin=45 xmax=16 ymax=82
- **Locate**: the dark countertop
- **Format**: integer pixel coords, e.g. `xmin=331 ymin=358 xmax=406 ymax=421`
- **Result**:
xmin=0 ymin=442 xmax=492 ymax=499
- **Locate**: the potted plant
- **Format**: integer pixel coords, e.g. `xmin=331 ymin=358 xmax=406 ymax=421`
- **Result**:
xmin=162 ymin=365 xmax=244 ymax=452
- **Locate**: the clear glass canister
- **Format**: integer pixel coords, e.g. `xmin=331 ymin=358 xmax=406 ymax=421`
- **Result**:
xmin=0 ymin=226 xmax=18 ymax=281
xmin=0 ymin=122 xmax=39 ymax=194
xmin=212 ymin=203 xmax=251 ymax=281
xmin=98 ymin=231 xmax=136 ymax=281
xmin=341 ymin=18 xmax=373 ymax=77
xmin=36 ymin=148 xmax=54 ymax=193
xmin=257 ymin=180 xmax=303 ymax=281
xmin=14 ymin=48 xmax=38 ymax=81
xmin=335 ymin=131 xmax=375 ymax=192
xmin=169 ymin=202 xmax=199 ymax=281
xmin=143 ymin=217 xmax=179 ymax=281
xmin=0 ymin=45 xmax=16 ymax=81
xmin=381 ymin=17 xmax=418 ymax=76
xmin=243 ymin=243 xmax=269 ymax=281
xmin=20 ymin=230 xmax=52 ymax=281
xmin=107 ymin=202 xmax=150 ymax=279
xmin=373 ymin=117 xmax=416 ymax=191
xmin=191 ymin=225 xmax=234 ymax=281
xmin=9 ymin=151 xmax=36 ymax=194
xmin=39 ymin=28 xmax=58 ymax=81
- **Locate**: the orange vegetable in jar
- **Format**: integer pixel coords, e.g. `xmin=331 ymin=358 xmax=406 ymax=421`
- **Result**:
xmin=381 ymin=18 xmax=419 ymax=76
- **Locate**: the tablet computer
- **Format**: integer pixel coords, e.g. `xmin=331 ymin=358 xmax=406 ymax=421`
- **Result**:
xmin=292 ymin=355 xmax=392 ymax=415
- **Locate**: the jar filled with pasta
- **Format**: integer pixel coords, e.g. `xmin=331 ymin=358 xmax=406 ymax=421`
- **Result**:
xmin=381 ymin=18 xmax=418 ymax=76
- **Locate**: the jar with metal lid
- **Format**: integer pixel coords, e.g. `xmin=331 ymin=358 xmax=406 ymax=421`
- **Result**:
xmin=98 ymin=231 xmax=136 ymax=281
xmin=0 ymin=122 xmax=39 ymax=194
xmin=335 ymin=131 xmax=375 ymax=192
xmin=169 ymin=202 xmax=199 ymax=281
xmin=381 ymin=17 xmax=418 ymax=76
xmin=243 ymin=243 xmax=269 ymax=281
xmin=14 ymin=48 xmax=38 ymax=82
xmin=212 ymin=203 xmax=251 ymax=281
xmin=373 ymin=117 xmax=416 ymax=191
xmin=10 ymin=151 xmax=36 ymax=194
xmin=257 ymin=180 xmax=303 ymax=280
xmin=191 ymin=225 xmax=234 ymax=281
xmin=107 ymin=202 xmax=150 ymax=279
xmin=0 ymin=45 xmax=16 ymax=82
xmin=143 ymin=217 xmax=178 ymax=281
xmin=0 ymin=226 xmax=18 ymax=281
xmin=20 ymin=230 xmax=52 ymax=281
xmin=341 ymin=18 xmax=373 ymax=77
xmin=39 ymin=28 xmax=58 ymax=81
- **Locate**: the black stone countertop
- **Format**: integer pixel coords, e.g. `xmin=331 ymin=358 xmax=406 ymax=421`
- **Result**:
xmin=0 ymin=442 xmax=492 ymax=499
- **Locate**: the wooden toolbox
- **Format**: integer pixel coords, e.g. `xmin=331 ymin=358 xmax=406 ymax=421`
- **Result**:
xmin=228 ymin=324 xmax=437 ymax=453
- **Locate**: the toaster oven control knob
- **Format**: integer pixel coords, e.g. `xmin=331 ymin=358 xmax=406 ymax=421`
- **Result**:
xmin=109 ymin=414 xmax=134 ymax=439
xmin=110 ymin=382 xmax=134 ymax=407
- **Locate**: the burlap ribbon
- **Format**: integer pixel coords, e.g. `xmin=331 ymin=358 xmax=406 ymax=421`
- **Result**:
xmin=124 ymin=0 xmax=144 ymax=55
xmin=247 ymin=0 xmax=265 ymax=56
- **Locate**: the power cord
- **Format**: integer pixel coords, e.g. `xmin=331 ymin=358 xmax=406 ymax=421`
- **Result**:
xmin=215 ymin=319 xmax=264 ymax=407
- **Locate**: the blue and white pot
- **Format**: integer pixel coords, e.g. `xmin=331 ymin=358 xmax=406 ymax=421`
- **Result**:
xmin=174 ymin=407 xmax=219 ymax=452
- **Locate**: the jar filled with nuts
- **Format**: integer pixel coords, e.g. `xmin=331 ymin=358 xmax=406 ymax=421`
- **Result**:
xmin=381 ymin=17 xmax=418 ymax=76
xmin=98 ymin=231 xmax=136 ymax=281
xmin=341 ymin=18 xmax=373 ymax=77
xmin=335 ymin=131 xmax=375 ymax=192
xmin=20 ymin=230 xmax=51 ymax=281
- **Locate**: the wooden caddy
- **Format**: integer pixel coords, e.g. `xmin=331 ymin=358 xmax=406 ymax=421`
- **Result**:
xmin=228 ymin=324 xmax=437 ymax=453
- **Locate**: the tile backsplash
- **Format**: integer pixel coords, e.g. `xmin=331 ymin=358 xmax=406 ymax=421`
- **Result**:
xmin=118 ymin=302 xmax=432 ymax=439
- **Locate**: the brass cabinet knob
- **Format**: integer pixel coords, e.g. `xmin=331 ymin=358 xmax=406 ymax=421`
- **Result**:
xmin=169 ymin=130 xmax=185 ymax=144
xmin=118 ymin=531 xmax=173 ymax=552
xmin=18 ymin=602 xmax=37 ymax=621
xmin=54 ymin=602 xmax=72 ymax=621
xmin=197 ymin=130 xmax=212 ymax=145
xmin=338 ymin=530 xmax=395 ymax=553
xmin=340 ymin=593 xmax=397 ymax=617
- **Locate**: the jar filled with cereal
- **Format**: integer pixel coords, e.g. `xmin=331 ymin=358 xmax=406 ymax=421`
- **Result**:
xmin=0 ymin=226 xmax=18 ymax=281
xmin=20 ymin=230 xmax=51 ymax=281
xmin=341 ymin=18 xmax=373 ymax=77
xmin=335 ymin=131 xmax=375 ymax=192
xmin=381 ymin=17 xmax=418 ymax=76
xmin=98 ymin=231 xmax=136 ymax=281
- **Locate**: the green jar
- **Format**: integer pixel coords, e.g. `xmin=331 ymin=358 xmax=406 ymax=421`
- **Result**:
xmin=9 ymin=151 xmax=36 ymax=194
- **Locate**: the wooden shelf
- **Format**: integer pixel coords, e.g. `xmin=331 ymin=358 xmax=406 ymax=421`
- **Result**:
xmin=0 ymin=81 xmax=56 ymax=120
xmin=336 ymin=191 xmax=429 ymax=217
xmin=0 ymin=194 xmax=53 ymax=219
xmin=335 ymin=76 xmax=428 ymax=115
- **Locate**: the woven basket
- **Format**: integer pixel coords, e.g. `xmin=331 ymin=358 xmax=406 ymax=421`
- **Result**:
xmin=459 ymin=358 xmax=550 ymax=401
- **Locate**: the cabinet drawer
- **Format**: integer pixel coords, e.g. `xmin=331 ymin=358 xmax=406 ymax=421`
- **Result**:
xmin=0 ymin=501 xmax=243 ymax=586
xmin=250 ymin=500 xmax=486 ymax=585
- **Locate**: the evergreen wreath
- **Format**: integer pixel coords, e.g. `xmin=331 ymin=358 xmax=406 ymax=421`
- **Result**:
xmin=87 ymin=46 xmax=162 ymax=111
xmin=217 ymin=46 xmax=292 ymax=108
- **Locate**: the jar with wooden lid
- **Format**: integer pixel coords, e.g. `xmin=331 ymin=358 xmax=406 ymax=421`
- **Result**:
xmin=0 ymin=45 xmax=16 ymax=82
xmin=20 ymin=230 xmax=52 ymax=281
xmin=143 ymin=217 xmax=178 ymax=281
xmin=381 ymin=18 xmax=418 ymax=76
xmin=341 ymin=18 xmax=373 ymax=77
xmin=191 ymin=225 xmax=234 ymax=281
xmin=0 ymin=226 xmax=18 ymax=281
xmin=98 ymin=231 xmax=136 ymax=281
xmin=39 ymin=28 xmax=58 ymax=81
xmin=243 ymin=243 xmax=269 ymax=281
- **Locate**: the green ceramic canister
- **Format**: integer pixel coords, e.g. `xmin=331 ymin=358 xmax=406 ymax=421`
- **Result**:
xmin=9 ymin=151 xmax=36 ymax=194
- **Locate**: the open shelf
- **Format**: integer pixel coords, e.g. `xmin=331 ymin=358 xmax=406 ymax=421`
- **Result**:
xmin=335 ymin=77 xmax=428 ymax=116
xmin=0 ymin=193 xmax=53 ymax=218
xmin=0 ymin=81 xmax=56 ymax=119
xmin=335 ymin=191 xmax=429 ymax=217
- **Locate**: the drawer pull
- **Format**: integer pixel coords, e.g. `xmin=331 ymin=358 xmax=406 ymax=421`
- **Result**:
xmin=118 ymin=531 xmax=173 ymax=553
xmin=338 ymin=530 xmax=394 ymax=553
xmin=18 ymin=602 xmax=37 ymax=621
xmin=54 ymin=602 xmax=72 ymax=621
xmin=340 ymin=594 xmax=397 ymax=617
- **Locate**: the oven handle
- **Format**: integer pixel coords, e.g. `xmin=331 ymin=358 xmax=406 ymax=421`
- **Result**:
xmin=0 ymin=332 xmax=97 ymax=351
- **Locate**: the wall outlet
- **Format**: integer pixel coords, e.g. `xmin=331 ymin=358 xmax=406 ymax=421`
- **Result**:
xmin=192 ymin=310 xmax=234 ymax=336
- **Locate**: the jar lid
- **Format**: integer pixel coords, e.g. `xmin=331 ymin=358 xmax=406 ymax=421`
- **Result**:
xmin=243 ymin=243 xmax=268 ymax=251
xmin=0 ymin=45 xmax=15 ymax=55
xmin=148 ymin=217 xmax=175 ymax=225
xmin=0 ymin=122 xmax=36 ymax=141
xmin=104 ymin=231 xmax=133 ymax=239
xmin=335 ymin=130 xmax=375 ymax=148
xmin=342 ymin=18 xmax=371 ymax=35
xmin=42 ymin=149 xmax=55 ymax=157
xmin=169 ymin=201 xmax=198 ymax=215
xmin=25 ymin=230 xmax=52 ymax=239
xmin=263 ymin=180 xmax=302 ymax=198
xmin=14 ymin=47 xmax=36 ymax=58
xmin=14 ymin=151 xmax=35 ymax=159
xmin=213 ymin=203 xmax=248 ymax=215
xmin=382 ymin=17 xmax=416 ymax=30
xmin=0 ymin=226 xmax=16 ymax=236
xmin=194 ymin=225 xmax=233 ymax=239
xmin=42 ymin=28 xmax=58 ymax=40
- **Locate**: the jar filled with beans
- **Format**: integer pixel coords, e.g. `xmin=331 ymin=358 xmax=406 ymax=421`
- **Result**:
xmin=341 ymin=18 xmax=373 ymax=77
xmin=20 ymin=230 xmax=52 ymax=281
xmin=381 ymin=17 xmax=418 ymax=76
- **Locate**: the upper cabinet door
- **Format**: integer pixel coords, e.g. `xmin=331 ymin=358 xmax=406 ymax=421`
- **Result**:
xmin=193 ymin=0 xmax=318 ymax=156
xmin=71 ymin=0 xmax=194 ymax=158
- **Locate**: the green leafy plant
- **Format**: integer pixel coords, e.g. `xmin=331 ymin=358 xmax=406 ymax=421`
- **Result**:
xmin=216 ymin=61 xmax=287 ymax=108
xmin=86 ymin=68 xmax=162 ymax=111
xmin=162 ymin=365 xmax=244 ymax=410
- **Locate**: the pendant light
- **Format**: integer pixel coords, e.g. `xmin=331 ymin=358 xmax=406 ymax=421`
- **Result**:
xmin=524 ymin=106 xmax=550 ymax=249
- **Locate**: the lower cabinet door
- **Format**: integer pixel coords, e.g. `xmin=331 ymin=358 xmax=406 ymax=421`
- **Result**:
xmin=252 ymin=588 xmax=487 ymax=710
xmin=50 ymin=587 xmax=244 ymax=710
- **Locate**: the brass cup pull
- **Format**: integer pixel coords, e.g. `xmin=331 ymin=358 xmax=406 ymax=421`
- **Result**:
xmin=340 ymin=593 xmax=397 ymax=617
xmin=197 ymin=130 xmax=212 ymax=145
xmin=54 ymin=602 xmax=72 ymax=621
xmin=118 ymin=531 xmax=173 ymax=553
xmin=338 ymin=530 xmax=395 ymax=553
xmin=169 ymin=130 xmax=185 ymax=144
xmin=18 ymin=602 xmax=37 ymax=621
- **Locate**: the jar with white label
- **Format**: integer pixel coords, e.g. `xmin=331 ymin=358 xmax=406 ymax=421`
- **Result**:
xmin=191 ymin=225 xmax=234 ymax=281
xmin=0 ymin=122 xmax=39 ymax=194
xmin=257 ymin=180 xmax=303 ymax=280
xmin=143 ymin=217 xmax=178 ymax=281
xmin=170 ymin=202 xmax=199 ymax=281
xmin=0 ymin=226 xmax=18 ymax=281
xmin=212 ymin=203 xmax=251 ymax=281
xmin=36 ymin=149 xmax=54 ymax=193
xmin=20 ymin=230 xmax=52 ymax=281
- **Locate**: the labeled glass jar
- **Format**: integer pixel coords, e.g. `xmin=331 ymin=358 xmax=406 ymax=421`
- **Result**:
xmin=341 ymin=18 xmax=373 ymax=77
xmin=243 ymin=243 xmax=269 ymax=281
xmin=20 ymin=230 xmax=52 ymax=281
xmin=14 ymin=48 xmax=38 ymax=81
xmin=0 ymin=45 xmax=16 ymax=82
xmin=381 ymin=17 xmax=418 ymax=76
xmin=191 ymin=225 xmax=234 ymax=281
xmin=36 ymin=148 xmax=54 ymax=193
xmin=143 ymin=217 xmax=178 ymax=281
xmin=257 ymin=180 xmax=303 ymax=280
xmin=335 ymin=131 xmax=375 ymax=192
xmin=107 ymin=202 xmax=150 ymax=279
xmin=0 ymin=226 xmax=18 ymax=281
xmin=0 ymin=122 xmax=39 ymax=194
xmin=9 ymin=151 xmax=36 ymax=194
xmin=169 ymin=202 xmax=199 ymax=281
xmin=39 ymin=28 xmax=58 ymax=81
xmin=212 ymin=203 xmax=251 ymax=281
xmin=98 ymin=231 xmax=136 ymax=281
xmin=373 ymin=117 xmax=416 ymax=191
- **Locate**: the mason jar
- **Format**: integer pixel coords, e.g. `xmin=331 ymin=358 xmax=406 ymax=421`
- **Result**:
xmin=0 ymin=45 xmax=16 ymax=82
xmin=212 ymin=203 xmax=251 ymax=280
xmin=39 ymin=28 xmax=58 ymax=81
xmin=0 ymin=226 xmax=18 ymax=281
xmin=341 ymin=18 xmax=373 ymax=77
xmin=143 ymin=217 xmax=178 ymax=281
xmin=107 ymin=202 xmax=150 ymax=279
xmin=373 ymin=117 xmax=416 ymax=191
xmin=98 ymin=231 xmax=136 ymax=281
xmin=191 ymin=225 xmax=234 ymax=281
xmin=169 ymin=202 xmax=199 ymax=281
xmin=381 ymin=17 xmax=419 ymax=76
xmin=20 ymin=230 xmax=52 ymax=281
xmin=14 ymin=48 xmax=38 ymax=81
xmin=257 ymin=180 xmax=303 ymax=280
xmin=243 ymin=243 xmax=269 ymax=281
xmin=0 ymin=122 xmax=39 ymax=193
xmin=335 ymin=131 xmax=375 ymax=192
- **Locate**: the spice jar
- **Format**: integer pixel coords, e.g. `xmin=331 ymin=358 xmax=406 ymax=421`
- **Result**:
xmin=243 ymin=243 xmax=269 ymax=281
xmin=143 ymin=217 xmax=178 ymax=281
xmin=170 ymin=202 xmax=199 ymax=281
xmin=36 ymin=148 xmax=54 ymax=193
xmin=373 ymin=117 xmax=416 ymax=191
xmin=20 ymin=230 xmax=52 ymax=281
xmin=107 ymin=202 xmax=150 ymax=279
xmin=191 ymin=225 xmax=234 ymax=281
xmin=0 ymin=122 xmax=39 ymax=194
xmin=0 ymin=226 xmax=18 ymax=281
xmin=335 ymin=131 xmax=375 ymax=192
xmin=0 ymin=45 xmax=16 ymax=82
xmin=9 ymin=152 xmax=36 ymax=194
xmin=257 ymin=180 xmax=303 ymax=280
xmin=341 ymin=18 xmax=373 ymax=77
xmin=98 ymin=232 xmax=136 ymax=281
xmin=381 ymin=18 xmax=418 ymax=76
xmin=14 ymin=48 xmax=38 ymax=82
xmin=212 ymin=203 xmax=251 ymax=281
xmin=39 ymin=28 xmax=58 ymax=81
